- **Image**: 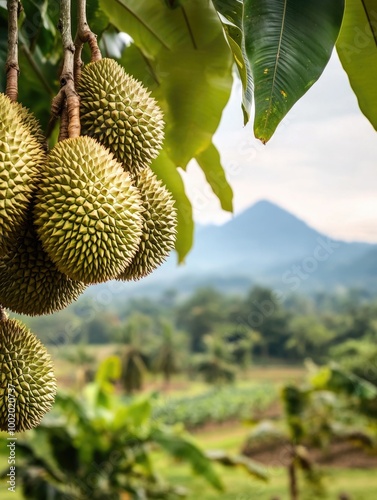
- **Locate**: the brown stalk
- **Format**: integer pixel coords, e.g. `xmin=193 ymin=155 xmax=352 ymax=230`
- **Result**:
xmin=56 ymin=0 xmax=80 ymax=139
xmin=74 ymin=0 xmax=102 ymax=87
xmin=58 ymin=101 xmax=69 ymax=141
xmin=5 ymin=0 xmax=21 ymax=102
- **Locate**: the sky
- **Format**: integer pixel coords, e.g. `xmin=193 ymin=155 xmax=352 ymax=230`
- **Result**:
xmin=182 ymin=52 xmax=377 ymax=244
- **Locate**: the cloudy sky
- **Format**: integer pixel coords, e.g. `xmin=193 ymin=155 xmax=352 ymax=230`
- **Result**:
xmin=182 ymin=52 xmax=377 ymax=244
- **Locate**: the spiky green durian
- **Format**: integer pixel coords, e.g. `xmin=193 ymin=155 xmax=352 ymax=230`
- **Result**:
xmin=0 ymin=317 xmax=56 ymax=432
xmin=12 ymin=101 xmax=46 ymax=148
xmin=0 ymin=215 xmax=86 ymax=316
xmin=0 ymin=93 xmax=45 ymax=255
xmin=117 ymin=167 xmax=177 ymax=281
xmin=78 ymin=58 xmax=164 ymax=174
xmin=34 ymin=136 xmax=144 ymax=284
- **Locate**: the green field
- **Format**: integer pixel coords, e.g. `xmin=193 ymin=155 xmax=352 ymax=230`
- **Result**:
xmin=159 ymin=425 xmax=377 ymax=500
xmin=1 ymin=362 xmax=377 ymax=499
xmin=166 ymin=465 xmax=377 ymax=500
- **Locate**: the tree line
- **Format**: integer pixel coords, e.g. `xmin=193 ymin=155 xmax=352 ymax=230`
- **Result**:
xmin=19 ymin=285 xmax=377 ymax=390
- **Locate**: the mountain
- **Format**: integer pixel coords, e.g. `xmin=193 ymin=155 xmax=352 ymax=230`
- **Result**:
xmin=187 ymin=200 xmax=333 ymax=273
xmin=179 ymin=199 xmax=374 ymax=292
xmin=88 ymin=200 xmax=376 ymax=298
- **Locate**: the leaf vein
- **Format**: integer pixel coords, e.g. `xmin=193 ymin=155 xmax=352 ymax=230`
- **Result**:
xmin=262 ymin=0 xmax=288 ymax=134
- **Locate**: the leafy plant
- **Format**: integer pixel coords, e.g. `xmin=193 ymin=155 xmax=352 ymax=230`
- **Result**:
xmin=0 ymin=357 xmax=271 ymax=498
xmin=243 ymin=363 xmax=377 ymax=500
xmin=1 ymin=0 xmax=375 ymax=260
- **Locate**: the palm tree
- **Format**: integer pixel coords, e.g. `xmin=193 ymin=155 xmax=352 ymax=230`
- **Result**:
xmin=120 ymin=315 xmax=149 ymax=394
xmin=231 ymin=328 xmax=261 ymax=374
xmin=121 ymin=346 xmax=147 ymax=394
xmin=152 ymin=321 xmax=182 ymax=389
xmin=194 ymin=333 xmax=236 ymax=386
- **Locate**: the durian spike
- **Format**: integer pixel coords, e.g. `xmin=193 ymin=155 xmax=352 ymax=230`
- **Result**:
xmin=0 ymin=318 xmax=57 ymax=432
xmin=34 ymin=136 xmax=144 ymax=284
xmin=0 ymin=212 xmax=87 ymax=316
xmin=117 ymin=166 xmax=177 ymax=281
xmin=11 ymin=100 xmax=47 ymax=148
xmin=0 ymin=93 xmax=46 ymax=256
xmin=78 ymin=58 xmax=164 ymax=175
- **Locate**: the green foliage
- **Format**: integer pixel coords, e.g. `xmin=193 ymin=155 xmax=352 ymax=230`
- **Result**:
xmin=152 ymin=321 xmax=184 ymax=385
xmin=238 ymin=286 xmax=291 ymax=358
xmin=285 ymin=316 xmax=334 ymax=359
xmin=337 ymin=0 xmax=377 ymax=132
xmin=0 ymin=359 xmax=226 ymax=499
xmin=211 ymin=0 xmax=252 ymax=122
xmin=195 ymin=143 xmax=233 ymax=213
xmin=243 ymin=0 xmax=344 ymax=143
xmin=244 ymin=363 xmax=377 ymax=500
xmin=152 ymin=384 xmax=276 ymax=428
xmin=193 ymin=333 xmax=236 ymax=385
xmin=311 ymin=362 xmax=377 ymax=403
xmin=1 ymin=0 xmax=375 ymax=261
xmin=14 ymin=285 xmax=377 ymax=381
xmin=176 ymin=288 xmax=228 ymax=352
xmin=330 ymin=339 xmax=377 ymax=385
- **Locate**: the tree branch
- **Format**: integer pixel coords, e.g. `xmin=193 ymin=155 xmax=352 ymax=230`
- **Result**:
xmin=74 ymin=0 xmax=102 ymax=86
xmin=6 ymin=0 xmax=21 ymax=102
xmin=57 ymin=0 xmax=80 ymax=139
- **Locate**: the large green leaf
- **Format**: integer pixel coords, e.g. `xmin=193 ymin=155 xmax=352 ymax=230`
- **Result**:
xmin=206 ymin=450 xmax=268 ymax=481
xmin=244 ymin=0 xmax=344 ymax=143
xmin=151 ymin=427 xmax=223 ymax=491
xmin=151 ymin=152 xmax=193 ymax=263
xmin=312 ymin=363 xmax=377 ymax=401
xmin=196 ymin=142 xmax=233 ymax=213
xmin=211 ymin=0 xmax=252 ymax=123
xmin=336 ymin=0 xmax=377 ymax=130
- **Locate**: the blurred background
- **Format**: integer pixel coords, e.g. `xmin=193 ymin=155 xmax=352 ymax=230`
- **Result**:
xmin=1 ymin=0 xmax=377 ymax=498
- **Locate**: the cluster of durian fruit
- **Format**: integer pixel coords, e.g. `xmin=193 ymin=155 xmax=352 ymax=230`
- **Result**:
xmin=0 ymin=58 xmax=177 ymax=431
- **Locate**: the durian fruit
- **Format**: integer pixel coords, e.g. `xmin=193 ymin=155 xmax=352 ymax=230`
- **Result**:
xmin=117 ymin=166 xmax=177 ymax=281
xmin=0 ymin=214 xmax=87 ymax=316
xmin=78 ymin=58 xmax=164 ymax=175
xmin=13 ymin=102 xmax=47 ymax=149
xmin=0 ymin=93 xmax=45 ymax=255
xmin=34 ymin=136 xmax=144 ymax=284
xmin=0 ymin=317 xmax=56 ymax=432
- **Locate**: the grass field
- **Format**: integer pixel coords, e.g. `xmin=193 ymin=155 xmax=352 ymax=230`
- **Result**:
xmin=165 ymin=465 xmax=377 ymax=500
xmin=1 ymin=361 xmax=376 ymax=499
xmin=159 ymin=424 xmax=377 ymax=500
xmin=2 ymin=461 xmax=377 ymax=499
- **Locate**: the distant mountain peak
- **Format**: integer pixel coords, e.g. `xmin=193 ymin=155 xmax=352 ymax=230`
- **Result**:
xmin=251 ymin=199 xmax=280 ymax=209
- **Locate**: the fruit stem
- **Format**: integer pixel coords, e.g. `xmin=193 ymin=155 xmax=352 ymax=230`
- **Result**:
xmin=74 ymin=0 xmax=102 ymax=87
xmin=5 ymin=0 xmax=21 ymax=102
xmin=58 ymin=0 xmax=80 ymax=139
xmin=58 ymin=101 xmax=69 ymax=141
